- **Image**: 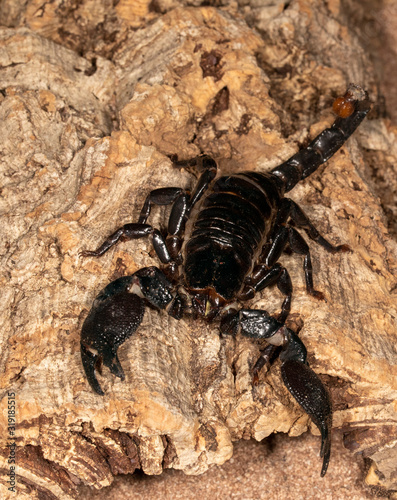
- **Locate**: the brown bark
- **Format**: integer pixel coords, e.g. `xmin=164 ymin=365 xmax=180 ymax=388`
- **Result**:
xmin=0 ymin=2 xmax=396 ymax=498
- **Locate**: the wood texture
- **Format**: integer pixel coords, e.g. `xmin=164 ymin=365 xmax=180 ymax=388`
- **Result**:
xmin=0 ymin=2 xmax=396 ymax=498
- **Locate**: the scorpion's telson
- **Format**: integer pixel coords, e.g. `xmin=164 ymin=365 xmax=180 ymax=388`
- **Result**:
xmin=80 ymin=85 xmax=370 ymax=476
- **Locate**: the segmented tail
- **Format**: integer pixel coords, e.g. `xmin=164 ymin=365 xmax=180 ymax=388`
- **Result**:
xmin=271 ymin=84 xmax=371 ymax=193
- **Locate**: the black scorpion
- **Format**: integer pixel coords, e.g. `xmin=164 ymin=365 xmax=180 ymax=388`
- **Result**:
xmin=80 ymin=84 xmax=370 ymax=476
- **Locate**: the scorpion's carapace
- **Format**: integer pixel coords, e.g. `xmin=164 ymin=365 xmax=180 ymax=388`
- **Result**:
xmin=80 ymin=84 xmax=370 ymax=476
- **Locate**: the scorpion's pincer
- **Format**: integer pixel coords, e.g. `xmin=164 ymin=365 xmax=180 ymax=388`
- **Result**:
xmin=80 ymin=276 xmax=146 ymax=395
xmin=80 ymin=267 xmax=174 ymax=395
xmin=279 ymin=328 xmax=332 ymax=477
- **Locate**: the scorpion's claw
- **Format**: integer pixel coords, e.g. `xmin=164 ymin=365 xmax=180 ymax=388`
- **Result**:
xmin=80 ymin=268 xmax=174 ymax=395
xmin=221 ymin=311 xmax=333 ymax=475
xmin=80 ymin=276 xmax=145 ymax=395
xmin=280 ymin=330 xmax=332 ymax=476
xmin=81 ymin=343 xmax=106 ymax=396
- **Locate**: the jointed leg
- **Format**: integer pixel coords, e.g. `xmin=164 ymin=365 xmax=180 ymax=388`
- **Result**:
xmin=289 ymin=200 xmax=350 ymax=254
xmin=240 ymin=263 xmax=292 ymax=322
xmin=81 ymin=155 xmax=218 ymax=263
xmin=138 ymin=187 xmax=183 ymax=224
xmin=80 ymin=223 xmax=153 ymax=257
xmin=287 ymin=227 xmax=324 ymax=300
xmin=80 ymin=189 xmax=180 ymax=260
xmin=257 ymin=198 xmax=350 ymax=301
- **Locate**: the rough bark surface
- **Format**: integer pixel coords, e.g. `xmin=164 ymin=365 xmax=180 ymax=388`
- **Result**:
xmin=0 ymin=1 xmax=396 ymax=499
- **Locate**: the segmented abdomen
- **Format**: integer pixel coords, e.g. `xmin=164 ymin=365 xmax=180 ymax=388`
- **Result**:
xmin=184 ymin=172 xmax=281 ymax=300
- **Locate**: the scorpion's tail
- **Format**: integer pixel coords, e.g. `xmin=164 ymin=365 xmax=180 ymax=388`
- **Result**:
xmin=270 ymin=84 xmax=371 ymax=193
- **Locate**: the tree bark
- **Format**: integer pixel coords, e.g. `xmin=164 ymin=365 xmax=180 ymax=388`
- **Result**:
xmin=0 ymin=2 xmax=396 ymax=498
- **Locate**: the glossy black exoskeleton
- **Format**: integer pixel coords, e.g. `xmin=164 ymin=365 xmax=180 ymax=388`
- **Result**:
xmin=80 ymin=84 xmax=370 ymax=476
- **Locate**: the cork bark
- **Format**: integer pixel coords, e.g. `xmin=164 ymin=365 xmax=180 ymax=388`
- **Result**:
xmin=0 ymin=2 xmax=396 ymax=498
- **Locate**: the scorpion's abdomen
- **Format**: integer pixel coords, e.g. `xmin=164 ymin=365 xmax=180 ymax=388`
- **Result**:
xmin=184 ymin=172 xmax=281 ymax=300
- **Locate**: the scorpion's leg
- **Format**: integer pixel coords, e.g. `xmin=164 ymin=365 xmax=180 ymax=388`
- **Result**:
xmin=287 ymin=227 xmax=325 ymax=300
xmin=260 ymin=197 xmax=343 ymax=300
xmin=81 ymin=223 xmax=174 ymax=265
xmin=138 ymin=187 xmax=183 ymax=224
xmin=221 ymin=310 xmax=332 ymax=476
xmin=81 ymin=267 xmax=175 ymax=395
xmin=81 ymin=186 xmax=184 ymax=259
xmin=180 ymin=155 xmax=217 ymax=212
xmin=289 ymin=200 xmax=351 ymax=253
xmin=270 ymin=84 xmax=371 ymax=193
xmin=239 ymin=263 xmax=292 ymax=323
xmin=263 ymin=221 xmax=324 ymax=300
xmin=81 ymin=156 xmax=217 ymax=261
xmin=286 ymin=199 xmax=350 ymax=299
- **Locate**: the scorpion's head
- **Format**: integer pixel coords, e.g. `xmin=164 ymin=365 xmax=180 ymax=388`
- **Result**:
xmin=189 ymin=287 xmax=229 ymax=320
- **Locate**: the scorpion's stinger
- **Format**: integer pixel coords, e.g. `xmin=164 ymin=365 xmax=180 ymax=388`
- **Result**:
xmin=279 ymin=329 xmax=332 ymax=476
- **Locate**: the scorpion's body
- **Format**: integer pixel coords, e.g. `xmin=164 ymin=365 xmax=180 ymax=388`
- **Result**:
xmin=80 ymin=85 xmax=371 ymax=476
xmin=184 ymin=171 xmax=280 ymax=305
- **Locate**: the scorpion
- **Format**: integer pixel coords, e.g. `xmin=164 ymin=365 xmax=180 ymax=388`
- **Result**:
xmin=80 ymin=84 xmax=370 ymax=476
